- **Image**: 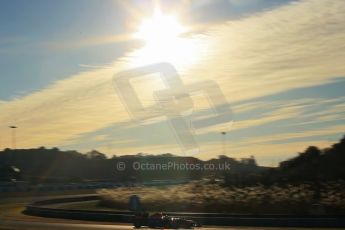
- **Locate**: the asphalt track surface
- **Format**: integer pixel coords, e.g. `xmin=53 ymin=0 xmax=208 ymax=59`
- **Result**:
xmin=0 ymin=193 xmax=341 ymax=230
xmin=1 ymin=220 xmax=230 ymax=230
xmin=2 ymin=220 xmax=340 ymax=230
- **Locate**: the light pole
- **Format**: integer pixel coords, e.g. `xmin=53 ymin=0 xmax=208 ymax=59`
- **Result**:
xmin=9 ymin=126 xmax=17 ymax=149
xmin=221 ymin=131 xmax=226 ymax=155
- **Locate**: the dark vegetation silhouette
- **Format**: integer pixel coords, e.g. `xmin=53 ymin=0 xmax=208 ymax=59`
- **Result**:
xmin=0 ymin=135 xmax=344 ymax=185
xmin=0 ymin=147 xmax=259 ymax=183
xmin=224 ymin=135 xmax=345 ymax=186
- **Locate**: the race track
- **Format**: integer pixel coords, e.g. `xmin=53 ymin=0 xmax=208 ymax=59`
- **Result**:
xmin=2 ymin=220 xmax=339 ymax=230
xmin=1 ymin=220 xmax=230 ymax=230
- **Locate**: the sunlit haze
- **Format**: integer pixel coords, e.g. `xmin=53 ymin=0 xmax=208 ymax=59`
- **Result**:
xmin=135 ymin=7 xmax=186 ymax=45
xmin=1 ymin=0 xmax=345 ymax=166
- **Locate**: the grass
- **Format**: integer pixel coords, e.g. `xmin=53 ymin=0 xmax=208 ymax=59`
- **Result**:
xmin=50 ymin=200 xmax=116 ymax=211
xmin=98 ymin=180 xmax=345 ymax=215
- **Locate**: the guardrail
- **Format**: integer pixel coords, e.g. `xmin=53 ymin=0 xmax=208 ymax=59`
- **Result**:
xmin=23 ymin=195 xmax=345 ymax=227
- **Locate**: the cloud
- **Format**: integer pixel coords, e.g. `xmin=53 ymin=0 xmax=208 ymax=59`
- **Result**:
xmin=236 ymin=123 xmax=345 ymax=147
xmin=0 ymin=65 xmax=129 ymax=148
xmin=43 ymin=34 xmax=135 ymax=51
xmin=1 ymin=0 xmax=345 ymax=162
xmin=187 ymin=0 xmax=345 ymax=103
xmin=232 ymin=101 xmax=279 ymax=114
xmin=293 ymin=102 xmax=345 ymax=126
xmin=231 ymin=104 xmax=302 ymax=131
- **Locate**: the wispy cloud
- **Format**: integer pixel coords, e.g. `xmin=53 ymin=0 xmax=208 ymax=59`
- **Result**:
xmin=0 ymin=65 xmax=128 ymax=148
xmin=1 ymin=0 xmax=345 ymax=164
xmin=43 ymin=34 xmax=135 ymax=51
xmin=231 ymin=105 xmax=302 ymax=131
xmin=188 ymin=0 xmax=345 ymax=103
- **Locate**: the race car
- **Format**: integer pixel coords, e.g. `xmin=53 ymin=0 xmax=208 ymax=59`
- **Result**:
xmin=133 ymin=212 xmax=201 ymax=229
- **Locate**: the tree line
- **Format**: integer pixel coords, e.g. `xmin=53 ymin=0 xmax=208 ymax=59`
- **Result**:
xmin=0 ymin=135 xmax=344 ymax=185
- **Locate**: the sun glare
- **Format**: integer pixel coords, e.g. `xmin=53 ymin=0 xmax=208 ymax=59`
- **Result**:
xmin=135 ymin=7 xmax=185 ymax=46
xmin=130 ymin=7 xmax=204 ymax=69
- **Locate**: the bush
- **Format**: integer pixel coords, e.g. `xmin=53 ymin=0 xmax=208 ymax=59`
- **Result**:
xmin=98 ymin=181 xmax=345 ymax=214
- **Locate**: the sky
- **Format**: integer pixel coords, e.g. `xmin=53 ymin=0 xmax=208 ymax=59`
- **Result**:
xmin=0 ymin=0 xmax=345 ymax=166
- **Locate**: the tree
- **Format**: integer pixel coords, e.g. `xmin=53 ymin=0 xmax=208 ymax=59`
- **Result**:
xmin=85 ymin=150 xmax=107 ymax=160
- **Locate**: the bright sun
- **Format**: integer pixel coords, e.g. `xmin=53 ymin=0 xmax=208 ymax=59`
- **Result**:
xmin=130 ymin=7 xmax=202 ymax=69
xmin=135 ymin=7 xmax=185 ymax=45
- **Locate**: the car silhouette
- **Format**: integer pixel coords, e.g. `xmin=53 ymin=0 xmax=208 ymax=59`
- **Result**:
xmin=134 ymin=212 xmax=201 ymax=229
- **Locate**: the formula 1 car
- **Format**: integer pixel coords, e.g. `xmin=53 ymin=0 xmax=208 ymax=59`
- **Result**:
xmin=133 ymin=212 xmax=201 ymax=229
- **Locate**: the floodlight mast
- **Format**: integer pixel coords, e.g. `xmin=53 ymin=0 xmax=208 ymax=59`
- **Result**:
xmin=9 ymin=126 xmax=17 ymax=149
xmin=221 ymin=131 xmax=226 ymax=155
